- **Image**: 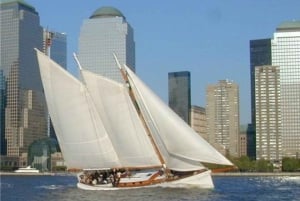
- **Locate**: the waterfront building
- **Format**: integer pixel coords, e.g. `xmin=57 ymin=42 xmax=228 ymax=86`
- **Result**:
xmin=190 ymin=105 xmax=207 ymax=140
xmin=78 ymin=6 xmax=135 ymax=83
xmin=0 ymin=0 xmax=47 ymax=157
xmin=168 ymin=71 xmax=191 ymax=125
xmin=255 ymin=65 xmax=282 ymax=162
xmin=250 ymin=21 xmax=300 ymax=158
xmin=28 ymin=138 xmax=60 ymax=171
xmin=206 ymin=80 xmax=240 ymax=157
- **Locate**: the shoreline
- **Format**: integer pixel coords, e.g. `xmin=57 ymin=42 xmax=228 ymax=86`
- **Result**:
xmin=212 ymin=172 xmax=300 ymax=177
xmin=1 ymin=171 xmax=300 ymax=177
xmin=0 ymin=172 xmax=74 ymax=176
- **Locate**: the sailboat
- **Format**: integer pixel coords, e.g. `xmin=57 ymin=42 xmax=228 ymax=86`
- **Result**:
xmin=35 ymin=49 xmax=233 ymax=190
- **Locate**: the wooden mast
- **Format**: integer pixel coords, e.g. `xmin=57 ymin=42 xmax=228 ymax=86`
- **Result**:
xmin=114 ymin=54 xmax=166 ymax=166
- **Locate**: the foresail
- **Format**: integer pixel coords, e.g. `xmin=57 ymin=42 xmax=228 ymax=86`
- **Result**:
xmin=80 ymin=70 xmax=161 ymax=168
xmin=35 ymin=49 xmax=120 ymax=169
xmin=124 ymin=65 xmax=233 ymax=167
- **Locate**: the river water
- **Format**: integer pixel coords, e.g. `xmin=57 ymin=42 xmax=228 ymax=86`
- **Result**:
xmin=1 ymin=174 xmax=300 ymax=201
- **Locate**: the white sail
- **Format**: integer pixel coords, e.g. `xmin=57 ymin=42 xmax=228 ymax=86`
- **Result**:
xmin=36 ymin=49 xmax=121 ymax=169
xmin=80 ymin=70 xmax=161 ymax=168
xmin=123 ymin=65 xmax=233 ymax=167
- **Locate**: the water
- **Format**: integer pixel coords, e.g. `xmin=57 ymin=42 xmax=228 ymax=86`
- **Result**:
xmin=1 ymin=175 xmax=300 ymax=201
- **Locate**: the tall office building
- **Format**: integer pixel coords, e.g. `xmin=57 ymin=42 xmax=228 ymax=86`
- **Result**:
xmin=255 ymin=65 xmax=281 ymax=162
xmin=272 ymin=22 xmax=300 ymax=158
xmin=251 ymin=21 xmax=300 ymax=158
xmin=0 ymin=0 xmax=47 ymax=156
xmin=78 ymin=6 xmax=135 ymax=83
xmin=206 ymin=80 xmax=240 ymax=157
xmin=250 ymin=39 xmax=272 ymax=126
xmin=168 ymin=71 xmax=191 ymax=124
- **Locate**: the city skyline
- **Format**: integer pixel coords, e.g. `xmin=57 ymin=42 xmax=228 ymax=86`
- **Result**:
xmin=23 ymin=0 xmax=300 ymax=125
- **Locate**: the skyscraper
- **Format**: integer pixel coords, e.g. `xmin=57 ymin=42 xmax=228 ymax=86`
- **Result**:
xmin=251 ymin=21 xmax=300 ymax=158
xmin=0 ymin=0 xmax=47 ymax=156
xmin=78 ymin=6 xmax=135 ymax=83
xmin=272 ymin=21 xmax=300 ymax=158
xmin=168 ymin=71 xmax=191 ymax=124
xmin=250 ymin=39 xmax=272 ymax=126
xmin=255 ymin=65 xmax=281 ymax=162
xmin=206 ymin=80 xmax=240 ymax=157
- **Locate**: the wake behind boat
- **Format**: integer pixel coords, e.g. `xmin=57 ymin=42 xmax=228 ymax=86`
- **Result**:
xmin=35 ymin=49 xmax=233 ymax=190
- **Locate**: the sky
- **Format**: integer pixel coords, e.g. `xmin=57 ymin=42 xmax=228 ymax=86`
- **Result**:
xmin=25 ymin=0 xmax=300 ymax=125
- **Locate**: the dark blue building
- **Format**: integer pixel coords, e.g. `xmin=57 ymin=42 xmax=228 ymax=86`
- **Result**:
xmin=168 ymin=71 xmax=191 ymax=125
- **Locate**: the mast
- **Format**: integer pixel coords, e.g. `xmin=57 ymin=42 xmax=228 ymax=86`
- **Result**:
xmin=114 ymin=54 xmax=166 ymax=167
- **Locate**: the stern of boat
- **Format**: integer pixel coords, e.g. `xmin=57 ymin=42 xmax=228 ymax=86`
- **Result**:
xmin=162 ymin=170 xmax=214 ymax=189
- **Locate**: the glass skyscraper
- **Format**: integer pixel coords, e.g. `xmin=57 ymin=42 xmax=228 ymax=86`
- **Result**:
xmin=250 ymin=39 xmax=272 ymax=126
xmin=78 ymin=6 xmax=135 ymax=83
xmin=0 ymin=0 xmax=47 ymax=156
xmin=168 ymin=71 xmax=191 ymax=125
xmin=272 ymin=21 xmax=300 ymax=158
xmin=251 ymin=21 xmax=300 ymax=158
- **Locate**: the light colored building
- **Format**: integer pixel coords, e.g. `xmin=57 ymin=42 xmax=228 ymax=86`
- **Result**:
xmin=0 ymin=0 xmax=47 ymax=157
xmin=206 ymin=80 xmax=240 ymax=157
xmin=255 ymin=65 xmax=282 ymax=162
xmin=78 ymin=6 xmax=135 ymax=83
xmin=190 ymin=105 xmax=207 ymax=140
xmin=271 ymin=21 xmax=300 ymax=158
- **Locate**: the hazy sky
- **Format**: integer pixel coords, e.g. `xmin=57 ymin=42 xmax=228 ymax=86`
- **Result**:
xmin=25 ymin=0 xmax=300 ymax=124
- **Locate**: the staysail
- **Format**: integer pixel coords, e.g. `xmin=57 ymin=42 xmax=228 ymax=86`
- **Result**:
xmin=123 ymin=65 xmax=233 ymax=169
